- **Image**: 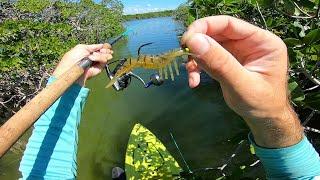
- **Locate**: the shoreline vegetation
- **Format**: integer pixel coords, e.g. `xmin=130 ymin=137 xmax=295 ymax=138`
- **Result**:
xmin=124 ymin=10 xmax=174 ymax=20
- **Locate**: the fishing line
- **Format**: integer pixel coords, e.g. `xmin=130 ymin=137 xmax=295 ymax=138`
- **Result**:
xmin=107 ymin=60 xmax=125 ymax=65
xmin=169 ymin=132 xmax=192 ymax=173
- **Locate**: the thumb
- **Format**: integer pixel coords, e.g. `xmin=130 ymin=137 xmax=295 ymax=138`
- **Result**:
xmin=185 ymin=33 xmax=248 ymax=86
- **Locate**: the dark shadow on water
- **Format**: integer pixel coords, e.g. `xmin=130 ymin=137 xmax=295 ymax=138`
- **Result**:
xmin=26 ymin=88 xmax=80 ymax=179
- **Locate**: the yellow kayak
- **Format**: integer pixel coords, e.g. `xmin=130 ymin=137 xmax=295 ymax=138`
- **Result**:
xmin=125 ymin=123 xmax=182 ymax=179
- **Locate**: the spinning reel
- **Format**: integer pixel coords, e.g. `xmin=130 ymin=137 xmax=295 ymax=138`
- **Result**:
xmin=105 ymin=42 xmax=164 ymax=91
xmin=105 ymin=58 xmax=164 ymax=91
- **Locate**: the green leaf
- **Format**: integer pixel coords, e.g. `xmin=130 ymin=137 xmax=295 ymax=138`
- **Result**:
xmin=288 ymin=81 xmax=305 ymax=102
xmin=216 ymin=176 xmax=226 ymax=180
xmin=293 ymin=21 xmax=306 ymax=37
xmin=283 ymin=38 xmax=302 ymax=47
xmin=294 ymin=7 xmax=301 ymax=16
xmin=288 ymin=80 xmax=299 ymax=92
xmin=303 ymin=29 xmax=320 ymax=45
xmin=284 ymin=1 xmax=296 ymax=15
xmin=297 ymin=0 xmax=316 ymax=9
xmin=305 ymin=92 xmax=320 ymax=111
xmin=250 ymin=144 xmax=255 ymax=155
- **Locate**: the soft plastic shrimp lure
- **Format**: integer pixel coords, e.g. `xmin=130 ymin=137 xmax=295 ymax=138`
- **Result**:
xmin=105 ymin=44 xmax=192 ymax=89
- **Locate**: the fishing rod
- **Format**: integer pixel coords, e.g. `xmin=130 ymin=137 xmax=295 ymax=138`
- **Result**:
xmin=0 ymin=30 xmax=130 ymax=158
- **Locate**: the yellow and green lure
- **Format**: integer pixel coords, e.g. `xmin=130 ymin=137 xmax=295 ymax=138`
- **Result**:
xmin=105 ymin=48 xmax=191 ymax=88
xmin=125 ymin=123 xmax=182 ymax=179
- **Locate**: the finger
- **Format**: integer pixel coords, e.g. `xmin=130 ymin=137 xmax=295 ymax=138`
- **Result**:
xmin=185 ymin=33 xmax=248 ymax=86
xmin=83 ymin=44 xmax=104 ymax=52
xmin=88 ymin=52 xmax=113 ymax=63
xmin=186 ymin=59 xmax=201 ymax=88
xmin=100 ymin=48 xmax=113 ymax=54
xmin=103 ymin=43 xmax=112 ymax=49
xmin=106 ymin=49 xmax=113 ymax=54
xmin=181 ymin=15 xmax=260 ymax=44
xmin=87 ymin=63 xmax=105 ymax=77
xmin=100 ymin=48 xmax=107 ymax=53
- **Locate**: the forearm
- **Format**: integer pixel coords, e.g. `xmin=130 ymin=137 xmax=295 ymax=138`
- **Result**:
xmin=19 ymin=77 xmax=89 ymax=179
xmin=245 ymin=104 xmax=303 ymax=148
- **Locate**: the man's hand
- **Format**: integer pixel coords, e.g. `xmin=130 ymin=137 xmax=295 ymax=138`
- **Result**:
xmin=182 ymin=15 xmax=303 ymax=148
xmin=53 ymin=44 xmax=113 ymax=86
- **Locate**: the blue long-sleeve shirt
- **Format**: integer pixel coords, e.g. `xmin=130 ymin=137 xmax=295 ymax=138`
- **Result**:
xmin=19 ymin=77 xmax=89 ymax=179
xmin=19 ymin=77 xmax=320 ymax=179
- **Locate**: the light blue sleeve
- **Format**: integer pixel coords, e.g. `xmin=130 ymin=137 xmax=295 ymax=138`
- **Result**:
xmin=19 ymin=77 xmax=90 ymax=180
xmin=249 ymin=133 xmax=320 ymax=179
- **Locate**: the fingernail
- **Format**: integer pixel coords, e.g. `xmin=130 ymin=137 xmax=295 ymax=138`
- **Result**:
xmin=189 ymin=75 xmax=194 ymax=85
xmin=187 ymin=33 xmax=211 ymax=56
xmin=181 ymin=31 xmax=193 ymax=45
xmin=100 ymin=49 xmax=107 ymax=53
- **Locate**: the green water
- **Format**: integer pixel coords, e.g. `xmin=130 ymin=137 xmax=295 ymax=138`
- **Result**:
xmin=0 ymin=17 xmax=264 ymax=179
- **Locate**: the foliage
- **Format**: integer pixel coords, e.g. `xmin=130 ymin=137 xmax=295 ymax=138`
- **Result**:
xmin=0 ymin=19 xmax=77 ymax=71
xmin=124 ymin=10 xmax=174 ymax=21
xmin=16 ymin=0 xmax=51 ymax=13
xmin=172 ymin=4 xmax=195 ymax=26
xmin=0 ymin=0 xmax=124 ymax=72
xmin=0 ymin=0 xmax=124 ymax=123
xmin=174 ymin=0 xmax=320 ymax=112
